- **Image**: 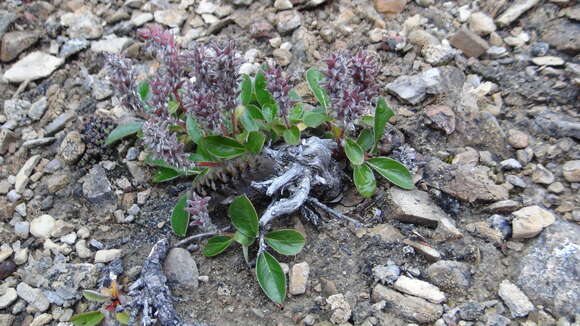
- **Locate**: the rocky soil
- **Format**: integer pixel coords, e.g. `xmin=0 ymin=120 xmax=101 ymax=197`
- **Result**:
xmin=0 ymin=0 xmax=579 ymax=326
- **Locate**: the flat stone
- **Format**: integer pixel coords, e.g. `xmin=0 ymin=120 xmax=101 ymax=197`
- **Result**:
xmin=373 ymin=262 xmax=400 ymax=285
xmin=372 ymin=284 xmax=443 ymax=323
xmin=425 ymin=105 xmax=456 ymax=135
xmin=0 ymin=288 xmax=17 ymax=309
xmin=1 ymin=31 xmax=40 ymax=62
xmin=425 ymin=260 xmax=472 ymax=292
xmin=44 ymin=112 xmax=75 ymax=136
xmin=91 ymin=36 xmax=132 ymax=54
xmin=403 ymin=239 xmax=442 ymax=261
xmin=367 ymin=224 xmax=404 ymax=242
xmin=45 ymin=174 xmax=70 ymax=193
xmin=531 ymin=56 xmax=565 ymax=66
xmin=512 ymin=205 xmax=556 ymax=239
xmin=498 ymin=280 xmax=534 ymax=318
xmin=289 ymin=262 xmax=310 ymax=295
xmin=15 ymin=155 xmax=40 ymax=193
xmin=562 ymin=160 xmax=580 ymax=182
xmin=485 ymin=200 xmax=521 ymax=213
xmin=16 ymin=282 xmax=50 ymax=312
xmin=130 ymin=12 xmax=153 ymax=27
xmin=59 ymin=131 xmax=85 ymax=164
xmin=164 ymin=248 xmax=199 ymax=288
xmin=29 ymin=313 xmax=52 ymax=326
xmin=14 ymin=222 xmax=30 ymax=239
xmin=30 ymin=214 xmax=56 ymax=239
xmin=94 ymin=249 xmax=122 ymax=263
xmin=276 ymin=10 xmax=302 ymax=34
xmin=449 ymin=28 xmax=489 ymax=58
xmin=394 ymin=275 xmax=446 ymax=303
xmin=507 ymin=129 xmax=529 ymax=149
xmin=22 ymin=137 xmax=56 ymax=149
xmin=469 ymin=12 xmax=496 ymax=35
xmin=3 ymin=51 xmax=64 ymax=83
xmin=374 ymin=0 xmax=407 ymax=14
xmin=59 ymin=39 xmax=90 ymax=58
xmin=496 ymin=0 xmax=541 ymax=26
xmin=60 ymin=9 xmax=103 ymax=39
xmin=532 ymin=164 xmax=555 ymax=185
xmin=542 ymin=19 xmax=580 ymax=53
xmin=28 ymin=97 xmax=48 ymax=121
xmin=532 ymin=112 xmax=580 ymax=140
xmin=154 ymin=9 xmax=186 ymax=27
xmin=387 ymin=67 xmax=464 ymax=105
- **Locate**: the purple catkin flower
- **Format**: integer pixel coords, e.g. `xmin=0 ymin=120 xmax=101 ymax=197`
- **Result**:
xmin=185 ymin=193 xmax=216 ymax=232
xmin=141 ymin=116 xmax=193 ymax=169
xmin=321 ymin=50 xmax=380 ymax=128
xmin=105 ymin=54 xmax=142 ymax=112
xmin=264 ymin=64 xmax=294 ymax=125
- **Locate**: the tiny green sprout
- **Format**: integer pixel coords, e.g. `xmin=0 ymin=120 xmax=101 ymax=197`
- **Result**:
xmin=70 ymin=280 xmax=130 ymax=326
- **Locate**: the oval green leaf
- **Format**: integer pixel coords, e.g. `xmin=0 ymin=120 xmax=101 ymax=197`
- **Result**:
xmin=255 ymin=71 xmax=277 ymax=109
xmin=201 ymin=136 xmax=246 ymax=159
xmin=82 ymin=290 xmax=108 ymax=302
xmin=265 ymin=229 xmax=305 ymax=256
xmin=171 ymin=195 xmax=189 ymax=236
xmin=343 ymin=138 xmax=365 ymax=166
xmin=240 ymin=74 xmax=253 ymax=105
xmin=115 ymin=312 xmax=130 ymax=325
xmin=105 ymin=121 xmax=143 ymax=145
xmin=245 ymin=131 xmax=266 ymax=153
xmin=186 ymin=114 xmax=203 ymax=144
xmin=353 ymin=164 xmax=376 ymax=198
xmin=240 ymin=107 xmax=260 ymax=132
xmin=303 ymin=109 xmax=327 ymax=128
xmin=306 ymin=67 xmax=330 ymax=109
xmin=228 ymin=195 xmax=259 ymax=238
xmin=233 ymin=230 xmax=255 ymax=247
xmin=283 ymin=126 xmax=300 ymax=145
xmin=374 ymin=97 xmax=394 ymax=147
xmin=70 ymin=311 xmax=105 ymax=326
xmin=138 ymin=81 xmax=150 ymax=103
xmin=288 ymin=103 xmax=304 ymax=122
xmin=357 ymin=128 xmax=375 ymax=152
xmin=153 ymin=167 xmax=184 ymax=183
xmin=256 ymin=251 xmax=286 ymax=304
xmin=367 ymin=157 xmax=414 ymax=190
xmin=203 ymin=235 xmax=233 ymax=257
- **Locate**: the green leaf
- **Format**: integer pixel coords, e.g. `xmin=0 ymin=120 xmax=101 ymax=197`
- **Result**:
xmin=82 ymin=290 xmax=108 ymax=302
xmin=374 ymin=97 xmax=394 ymax=147
xmin=115 ymin=312 xmax=130 ymax=325
xmin=138 ymin=81 xmax=150 ymax=103
xmin=201 ymin=136 xmax=246 ymax=159
xmin=70 ymin=311 xmax=105 ymax=326
xmin=343 ymin=139 xmax=365 ymax=166
xmin=167 ymin=100 xmax=179 ymax=115
xmin=357 ymin=129 xmax=375 ymax=152
xmin=186 ymin=115 xmax=203 ymax=144
xmin=228 ymin=195 xmax=259 ymax=238
xmin=288 ymin=89 xmax=302 ymax=101
xmin=306 ymin=67 xmax=330 ymax=109
xmin=239 ymin=107 xmax=260 ymax=132
xmin=256 ymin=251 xmax=286 ymax=304
xmin=283 ymin=125 xmax=300 ymax=145
xmin=203 ymin=236 xmax=233 ymax=257
xmin=303 ymin=108 xmax=327 ymax=128
xmin=240 ymin=74 xmax=253 ymax=105
xmin=105 ymin=121 xmax=143 ymax=145
xmin=288 ymin=103 xmax=304 ymax=122
xmin=255 ymin=70 xmax=277 ymax=109
xmin=245 ymin=131 xmax=266 ymax=153
xmin=233 ymin=230 xmax=255 ymax=247
xmin=367 ymin=157 xmax=414 ymax=190
xmin=246 ymin=104 xmax=265 ymax=120
xmin=171 ymin=195 xmax=189 ymax=236
xmin=353 ymin=164 xmax=376 ymax=198
xmin=262 ymin=103 xmax=278 ymax=122
xmin=265 ymin=229 xmax=305 ymax=255
xmin=153 ymin=167 xmax=183 ymax=183
xmin=360 ymin=115 xmax=375 ymax=127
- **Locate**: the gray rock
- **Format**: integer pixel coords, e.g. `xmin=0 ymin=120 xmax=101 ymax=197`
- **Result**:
xmin=449 ymin=28 xmax=489 ymax=58
xmin=94 ymin=249 xmax=122 ymax=263
xmin=1 ymin=31 xmax=40 ymax=62
xmin=562 ymin=160 xmax=580 ymax=182
xmin=276 ymin=10 xmax=302 ymax=34
xmin=22 ymin=137 xmax=56 ymax=149
xmin=372 ymin=284 xmax=443 ymax=323
xmin=373 ymin=261 xmax=400 ymax=285
xmin=3 ymin=99 xmax=31 ymax=122
xmin=0 ymin=314 xmax=15 ymax=326
xmin=532 ymin=113 xmax=580 ymax=140
xmin=532 ymin=164 xmax=555 ymax=184
xmin=15 ymin=155 xmax=40 ymax=193
xmin=0 ymin=129 xmax=18 ymax=154
xmin=498 ymin=280 xmax=534 ymax=318
xmin=60 ymin=9 xmax=103 ymax=39
xmin=0 ymin=288 xmax=17 ymax=309
xmin=91 ymin=36 xmax=132 ymax=54
xmin=44 ymin=112 xmax=75 ymax=136
xmin=59 ymin=131 xmax=85 ymax=164
xmin=14 ymin=222 xmax=30 ymax=239
xmin=387 ymin=67 xmax=464 ymax=105
xmin=393 ymin=275 xmax=446 ymax=303
xmin=484 ymin=313 xmax=510 ymax=326
xmin=154 ymin=9 xmax=186 ymax=27
xmin=495 ymin=0 xmax=541 ymax=26
xmin=512 ymin=205 xmax=556 ymax=239
xmin=16 ymin=282 xmax=50 ymax=312
xmin=516 ymin=220 xmax=580 ymax=318
xmin=164 ymin=248 xmax=199 ymax=288
xmin=326 ymin=294 xmax=352 ymax=324
xmin=28 ymin=97 xmax=48 ymax=121
xmin=59 ymin=39 xmax=89 ymax=59
xmin=45 ymin=174 xmax=70 ymax=193
xmin=0 ymin=11 xmax=17 ymax=39
xmin=542 ymin=18 xmax=580 ymax=54
xmin=469 ymin=12 xmax=496 ymax=35
xmin=3 ymin=52 xmax=64 ymax=83
xmin=500 ymin=159 xmax=522 ymax=171
xmin=289 ymin=262 xmax=309 ymax=295
xmin=75 ymin=240 xmax=92 ymax=259
xmin=30 ymin=313 xmax=52 ymax=326
xmin=425 ymin=260 xmax=472 ymax=292
xmin=82 ymin=164 xmax=115 ymax=210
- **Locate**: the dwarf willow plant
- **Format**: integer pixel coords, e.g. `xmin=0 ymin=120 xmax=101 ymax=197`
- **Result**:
xmin=105 ymin=26 xmax=413 ymax=304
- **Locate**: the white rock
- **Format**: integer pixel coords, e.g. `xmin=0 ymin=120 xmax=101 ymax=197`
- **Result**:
xmin=3 ymin=52 xmax=64 ymax=83
xmin=196 ymin=0 xmax=217 ymax=14
xmin=563 ymin=160 xmax=580 ymax=182
xmin=326 ymin=294 xmax=352 ymax=324
xmin=512 ymin=205 xmax=556 ymax=239
xmin=0 ymin=244 xmax=13 ymax=262
xmin=91 ymin=36 xmax=132 ymax=54
xmin=14 ymin=155 xmax=41 ymax=193
xmin=13 ymin=247 xmax=28 ymax=265
xmin=496 ymin=0 xmax=541 ymax=26
xmin=94 ymin=249 xmax=122 ymax=263
xmin=0 ymin=288 xmax=17 ymax=309
xmin=60 ymin=233 xmax=77 ymax=245
xmin=394 ymin=275 xmax=446 ymax=303
xmin=469 ymin=12 xmax=496 ymax=35
xmin=154 ymin=9 xmax=186 ymax=27
xmin=16 ymin=282 xmax=50 ymax=312
xmin=274 ymin=0 xmax=293 ymax=10
xmin=29 ymin=313 xmax=52 ymax=326
xmin=289 ymin=262 xmax=310 ymax=295
xmin=531 ymin=56 xmax=565 ymax=66
xmin=131 ymin=12 xmax=153 ymax=26
xmin=75 ymin=240 xmax=92 ymax=259
xmin=30 ymin=214 xmax=56 ymax=239
xmin=498 ymin=280 xmax=534 ymax=317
